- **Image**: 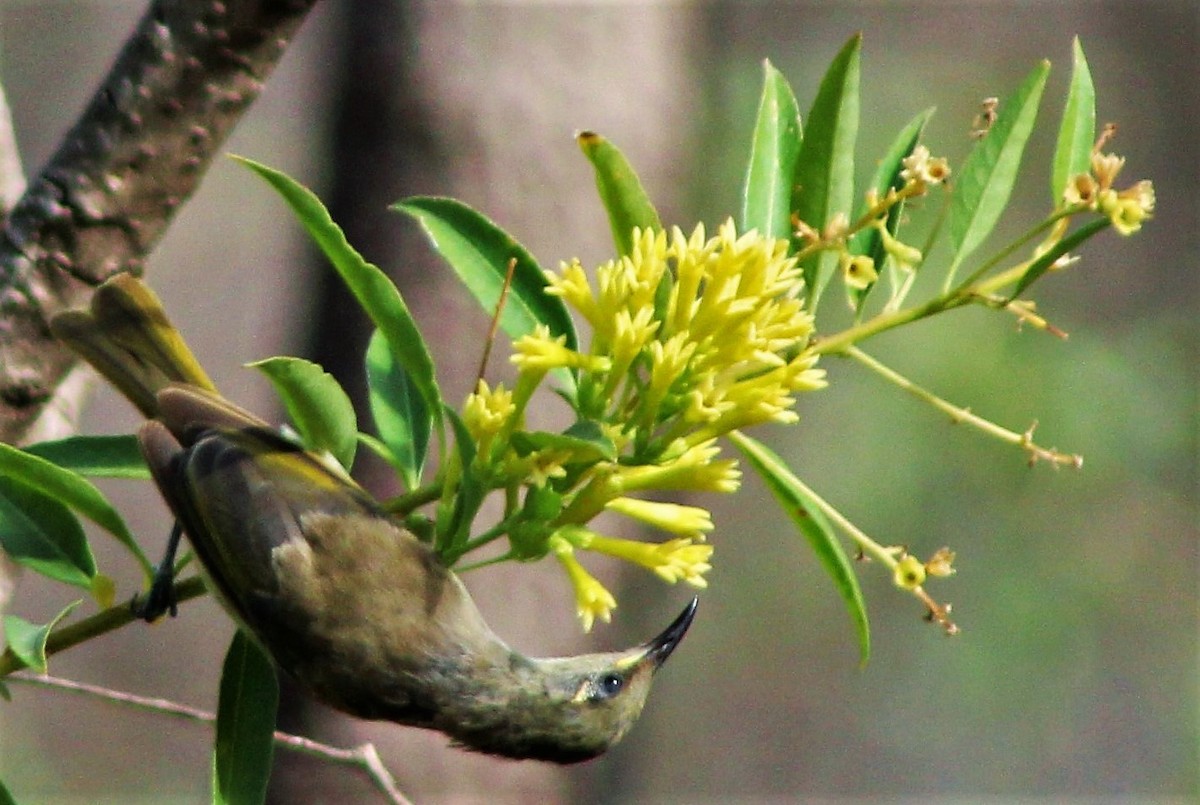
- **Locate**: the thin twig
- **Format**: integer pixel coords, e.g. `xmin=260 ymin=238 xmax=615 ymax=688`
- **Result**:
xmin=0 ymin=0 xmax=320 ymax=446
xmin=476 ymin=256 xmax=519 ymax=386
xmin=8 ymin=673 xmax=412 ymax=805
xmin=844 ymin=346 xmax=1083 ymax=468
xmin=0 ymin=80 xmax=26 ymax=212
xmin=0 ymin=575 xmax=209 ymax=677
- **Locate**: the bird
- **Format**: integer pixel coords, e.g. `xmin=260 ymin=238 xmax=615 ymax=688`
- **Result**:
xmin=50 ymin=273 xmax=697 ymax=763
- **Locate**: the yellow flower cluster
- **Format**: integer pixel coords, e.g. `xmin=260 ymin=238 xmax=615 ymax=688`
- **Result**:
xmin=462 ymin=379 xmax=515 ymax=456
xmin=540 ymin=221 xmax=826 ymax=443
xmin=798 ymin=146 xmax=950 ymax=295
xmin=464 ymin=221 xmax=827 ymax=629
xmin=551 ymin=526 xmax=714 ymax=630
xmin=1064 ymin=151 xmax=1155 ymax=235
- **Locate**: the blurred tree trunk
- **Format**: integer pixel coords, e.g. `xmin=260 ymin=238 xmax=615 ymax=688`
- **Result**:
xmin=269 ymin=2 xmax=702 ymax=801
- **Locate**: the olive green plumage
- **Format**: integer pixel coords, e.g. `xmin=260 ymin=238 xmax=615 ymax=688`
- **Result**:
xmin=51 ymin=274 xmax=695 ymax=763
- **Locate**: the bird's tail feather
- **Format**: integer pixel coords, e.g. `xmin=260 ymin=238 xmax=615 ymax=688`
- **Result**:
xmin=51 ymin=274 xmax=218 ymax=418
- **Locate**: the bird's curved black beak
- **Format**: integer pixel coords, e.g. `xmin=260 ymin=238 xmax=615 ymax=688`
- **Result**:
xmin=641 ymin=597 xmax=698 ymax=670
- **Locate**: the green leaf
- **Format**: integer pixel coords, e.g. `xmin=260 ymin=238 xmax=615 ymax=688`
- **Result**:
xmin=91 ymin=572 xmax=116 ymax=610
xmin=2 ymin=601 xmax=81 ymax=673
xmin=507 ymin=487 xmax=561 ymax=561
xmin=437 ymin=407 xmax=486 ymax=562
xmin=0 ymin=475 xmax=95 ymax=589
xmin=1009 ymin=217 xmax=1109 ymax=300
xmin=510 ymin=420 xmax=617 ymax=464
xmin=947 ymin=60 xmax=1051 ymax=278
xmin=792 ymin=33 xmax=861 ymax=307
xmin=249 ymin=357 xmax=358 ymax=471
xmin=577 ymin=131 xmax=663 ymax=256
xmin=1051 ymin=38 xmax=1096 ymax=202
xmin=213 ymin=630 xmax=278 ymax=805
xmin=848 ymin=107 xmax=935 ymax=309
xmin=729 ymin=431 xmax=869 ymax=665
xmin=742 ymin=60 xmax=803 ymax=240
xmin=235 ymin=156 xmax=444 ymax=447
xmin=365 ymin=329 xmax=430 ymax=491
xmin=0 ymin=778 xmax=15 ymax=805
xmin=394 ymin=197 xmax=577 ymax=357
xmin=355 ymin=433 xmax=405 ymax=477
xmin=0 ymin=443 xmax=149 ymax=575
xmin=24 ymin=435 xmax=148 ymax=479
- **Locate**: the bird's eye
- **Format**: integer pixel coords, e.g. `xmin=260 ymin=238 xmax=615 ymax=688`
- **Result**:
xmin=596 ymin=672 xmax=624 ymax=699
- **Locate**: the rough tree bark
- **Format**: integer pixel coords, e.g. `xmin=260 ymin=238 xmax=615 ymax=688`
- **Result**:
xmin=0 ymin=0 xmax=318 ymax=783
xmin=0 ymin=0 xmax=317 ymax=447
xmin=0 ymin=2 xmax=700 ymax=799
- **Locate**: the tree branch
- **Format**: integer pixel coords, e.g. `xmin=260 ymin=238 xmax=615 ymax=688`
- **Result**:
xmin=0 ymin=81 xmax=26 ymax=211
xmin=8 ymin=672 xmax=413 ymax=804
xmin=0 ymin=0 xmax=319 ymax=445
xmin=0 ymin=575 xmax=210 ymax=677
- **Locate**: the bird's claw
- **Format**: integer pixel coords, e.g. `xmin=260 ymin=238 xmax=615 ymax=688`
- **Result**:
xmin=131 ymin=563 xmax=179 ymax=622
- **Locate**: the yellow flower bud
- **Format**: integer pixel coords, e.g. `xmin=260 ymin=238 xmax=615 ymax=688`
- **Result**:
xmin=877 ymin=225 xmax=923 ymax=270
xmin=512 ymin=325 xmax=611 ymax=373
xmin=900 ymin=145 xmax=951 ymax=187
xmin=462 ymin=379 xmax=515 ymax=441
xmin=1099 ymin=183 xmax=1155 ymax=236
xmin=839 ymin=252 xmax=877 ymax=290
xmin=893 ymin=555 xmax=926 ymax=590
xmin=1091 ymin=151 xmax=1125 ymax=190
xmin=1063 ymin=173 xmax=1098 ymax=207
xmin=585 ymin=533 xmax=714 ymax=589
xmin=551 ymin=535 xmax=616 ymax=632
xmin=605 ymin=496 xmax=714 ymax=538
xmin=925 ymin=547 xmax=957 ymax=577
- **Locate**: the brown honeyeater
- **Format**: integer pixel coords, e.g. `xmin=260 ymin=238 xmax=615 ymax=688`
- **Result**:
xmin=50 ymin=274 xmax=696 ymax=763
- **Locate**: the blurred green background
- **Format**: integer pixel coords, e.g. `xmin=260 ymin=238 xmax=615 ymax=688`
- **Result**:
xmin=0 ymin=2 xmax=1195 ymax=803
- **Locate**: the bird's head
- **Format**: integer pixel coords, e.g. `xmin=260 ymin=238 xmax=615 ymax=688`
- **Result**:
xmin=450 ymin=597 xmax=698 ymax=763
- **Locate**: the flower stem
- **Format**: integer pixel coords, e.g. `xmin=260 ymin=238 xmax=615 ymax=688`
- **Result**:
xmin=813 ymin=293 xmax=968 ymax=356
xmin=844 ymin=346 xmax=1082 ymax=468
xmin=779 ymin=468 xmax=898 ymax=568
xmin=7 ymin=672 xmax=412 ymax=804
xmin=445 ymin=511 xmax=522 ymax=563
xmin=383 ymin=482 xmax=443 ymax=515
xmin=816 ymin=211 xmax=1090 ymax=355
xmin=946 ymin=208 xmax=1078 ymax=295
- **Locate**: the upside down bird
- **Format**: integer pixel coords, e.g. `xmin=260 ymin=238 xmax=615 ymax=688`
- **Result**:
xmin=51 ymin=274 xmax=696 ymax=763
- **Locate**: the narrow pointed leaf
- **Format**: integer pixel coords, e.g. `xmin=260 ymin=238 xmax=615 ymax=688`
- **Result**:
xmin=729 ymin=431 xmax=869 ymax=665
xmin=24 ymin=435 xmax=148 ymax=479
xmin=848 ymin=107 xmax=935 ymax=308
xmin=394 ymin=196 xmax=577 ymax=359
xmin=0 ymin=777 xmax=15 ymax=805
xmin=948 ymin=61 xmax=1051 ymax=276
xmin=0 ymin=477 xmax=94 ymax=589
xmin=0 ymin=444 xmax=149 ymax=576
xmin=742 ymin=60 xmax=803 ymax=240
xmin=1051 ymin=38 xmax=1095 ymax=202
xmin=249 ymin=357 xmax=358 ymax=471
xmin=213 ymin=630 xmax=278 ymax=805
xmin=235 ymin=157 xmax=444 ymax=445
xmin=366 ymin=328 xmax=430 ymax=490
xmin=577 ymin=132 xmax=662 ymax=256
xmin=792 ymin=34 xmax=861 ymax=307
xmin=1009 ymin=217 xmax=1109 ymax=300
xmin=2 ymin=601 xmax=80 ymax=673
